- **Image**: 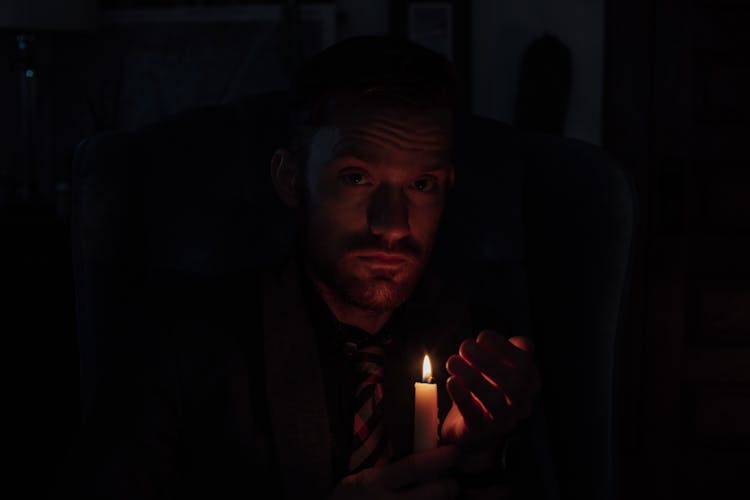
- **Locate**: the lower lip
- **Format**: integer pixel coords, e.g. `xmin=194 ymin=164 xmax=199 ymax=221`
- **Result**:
xmin=357 ymin=256 xmax=408 ymax=266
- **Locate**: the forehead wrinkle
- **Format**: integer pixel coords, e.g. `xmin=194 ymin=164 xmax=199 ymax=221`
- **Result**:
xmin=342 ymin=127 xmax=448 ymax=154
xmin=374 ymin=116 xmax=451 ymax=135
xmin=366 ymin=123 xmax=449 ymax=148
xmin=334 ymin=136 xmax=448 ymax=165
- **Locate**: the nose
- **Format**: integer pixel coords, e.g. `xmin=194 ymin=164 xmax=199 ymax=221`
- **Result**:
xmin=368 ymin=184 xmax=411 ymax=244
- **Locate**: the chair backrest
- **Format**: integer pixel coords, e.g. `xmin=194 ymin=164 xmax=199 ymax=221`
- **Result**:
xmin=448 ymin=111 xmax=637 ymax=500
xmin=70 ymin=89 xmax=637 ymax=500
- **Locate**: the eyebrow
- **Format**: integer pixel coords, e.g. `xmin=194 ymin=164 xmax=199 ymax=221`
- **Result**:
xmin=334 ymin=153 xmax=451 ymax=173
xmin=417 ymin=162 xmax=452 ymax=172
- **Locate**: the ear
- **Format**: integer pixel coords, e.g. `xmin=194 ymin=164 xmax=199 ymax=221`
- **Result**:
xmin=270 ymin=148 xmax=301 ymax=208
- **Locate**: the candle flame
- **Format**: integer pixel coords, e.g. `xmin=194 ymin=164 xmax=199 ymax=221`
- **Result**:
xmin=422 ymin=354 xmax=433 ymax=383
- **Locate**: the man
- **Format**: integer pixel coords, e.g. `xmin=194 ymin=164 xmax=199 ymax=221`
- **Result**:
xmin=55 ymin=35 xmax=545 ymax=499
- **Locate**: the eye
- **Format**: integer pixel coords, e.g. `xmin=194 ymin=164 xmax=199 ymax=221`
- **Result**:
xmin=339 ymin=171 xmax=372 ymax=187
xmin=411 ymin=177 xmax=438 ymax=193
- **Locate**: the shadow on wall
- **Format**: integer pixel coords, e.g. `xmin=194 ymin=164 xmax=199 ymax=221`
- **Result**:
xmin=512 ymin=33 xmax=571 ymax=136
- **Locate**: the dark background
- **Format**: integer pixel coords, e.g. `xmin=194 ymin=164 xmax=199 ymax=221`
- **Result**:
xmin=2 ymin=1 xmax=748 ymax=499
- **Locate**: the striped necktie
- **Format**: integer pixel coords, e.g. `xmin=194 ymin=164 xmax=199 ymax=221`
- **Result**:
xmin=347 ymin=342 xmax=389 ymax=474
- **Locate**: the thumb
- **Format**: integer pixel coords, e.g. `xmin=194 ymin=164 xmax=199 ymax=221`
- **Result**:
xmin=509 ymin=336 xmax=535 ymax=354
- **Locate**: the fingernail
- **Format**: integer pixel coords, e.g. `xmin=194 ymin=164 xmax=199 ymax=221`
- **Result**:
xmin=459 ymin=339 xmax=475 ymax=356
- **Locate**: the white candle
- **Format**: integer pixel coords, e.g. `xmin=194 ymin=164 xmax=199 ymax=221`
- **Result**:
xmin=414 ymin=354 xmax=439 ymax=452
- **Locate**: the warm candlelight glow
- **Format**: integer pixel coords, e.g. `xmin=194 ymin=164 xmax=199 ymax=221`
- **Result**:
xmin=414 ymin=353 xmax=438 ymax=452
xmin=422 ymin=354 xmax=433 ymax=383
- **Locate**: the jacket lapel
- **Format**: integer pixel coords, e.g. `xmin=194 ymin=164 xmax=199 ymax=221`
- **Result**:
xmin=260 ymin=256 xmax=332 ymax=498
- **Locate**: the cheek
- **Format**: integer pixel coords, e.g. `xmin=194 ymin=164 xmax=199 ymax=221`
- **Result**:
xmin=310 ymin=180 xmax=369 ymax=230
xmin=306 ymin=200 xmax=361 ymax=252
xmin=410 ymin=202 xmax=445 ymax=240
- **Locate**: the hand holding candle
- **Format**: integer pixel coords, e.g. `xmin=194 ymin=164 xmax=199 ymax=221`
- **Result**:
xmin=413 ymin=354 xmax=439 ymax=452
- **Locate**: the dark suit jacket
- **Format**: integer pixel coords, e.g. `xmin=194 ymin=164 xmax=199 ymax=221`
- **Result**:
xmin=53 ymin=250 xmax=557 ymax=499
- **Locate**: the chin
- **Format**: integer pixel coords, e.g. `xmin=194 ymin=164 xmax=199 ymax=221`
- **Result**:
xmin=348 ymin=279 xmax=404 ymax=312
xmin=337 ymin=260 xmax=422 ymax=313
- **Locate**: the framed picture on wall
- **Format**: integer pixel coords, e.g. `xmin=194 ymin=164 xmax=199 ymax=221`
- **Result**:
xmin=408 ymin=2 xmax=453 ymax=61
xmin=390 ymin=0 xmax=471 ymax=110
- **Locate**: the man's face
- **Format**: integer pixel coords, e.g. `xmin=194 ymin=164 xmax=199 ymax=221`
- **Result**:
xmin=300 ymin=98 xmax=454 ymax=313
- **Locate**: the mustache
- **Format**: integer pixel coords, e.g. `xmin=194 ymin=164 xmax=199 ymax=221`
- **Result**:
xmin=344 ymin=234 xmax=423 ymax=259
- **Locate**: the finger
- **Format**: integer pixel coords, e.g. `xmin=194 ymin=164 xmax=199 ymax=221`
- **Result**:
xmin=483 ymin=335 xmax=542 ymax=397
xmin=461 ymin=338 xmax=540 ymax=406
xmin=396 ymin=478 xmax=459 ymax=500
xmin=508 ymin=335 xmax=535 ymax=354
xmin=446 ymin=375 xmax=488 ymax=430
xmin=459 ymin=339 xmax=517 ymax=391
xmin=506 ymin=337 xmax=542 ymax=396
xmin=446 ymin=354 xmax=508 ymax=422
xmin=385 ymin=445 xmax=459 ymax=488
xmin=475 ymin=331 xmax=527 ymax=367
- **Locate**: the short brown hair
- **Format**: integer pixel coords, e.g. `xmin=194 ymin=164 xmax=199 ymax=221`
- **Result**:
xmin=286 ymin=35 xmax=458 ymax=164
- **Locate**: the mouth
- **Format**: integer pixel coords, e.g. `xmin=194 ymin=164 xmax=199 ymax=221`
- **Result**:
xmin=354 ymin=252 xmax=412 ymax=266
